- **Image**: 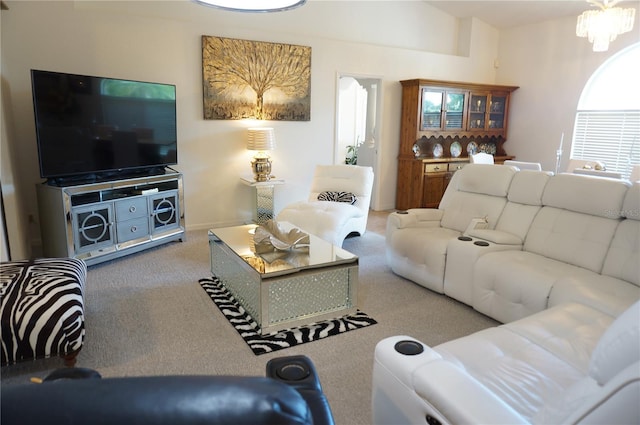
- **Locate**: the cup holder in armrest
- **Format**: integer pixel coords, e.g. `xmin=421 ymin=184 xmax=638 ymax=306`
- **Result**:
xmin=394 ymin=340 xmax=424 ymax=356
xmin=275 ymin=363 xmax=311 ymax=381
xmin=473 ymin=240 xmax=490 ymax=247
xmin=266 ymin=355 xmax=321 ymax=390
xmin=458 ymin=236 xmax=472 ymax=241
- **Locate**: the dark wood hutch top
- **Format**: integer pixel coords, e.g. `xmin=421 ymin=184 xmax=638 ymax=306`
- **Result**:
xmin=395 ymin=78 xmax=519 ymax=210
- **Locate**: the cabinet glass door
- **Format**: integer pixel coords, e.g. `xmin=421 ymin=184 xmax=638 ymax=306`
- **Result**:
xmin=421 ymin=89 xmax=443 ymax=130
xmin=72 ymin=204 xmax=115 ymax=254
xmin=468 ymin=94 xmax=487 ymax=130
xmin=149 ymin=191 xmax=180 ymax=234
xmin=445 ymin=92 xmax=465 ymax=129
xmin=488 ymin=94 xmax=507 ymax=130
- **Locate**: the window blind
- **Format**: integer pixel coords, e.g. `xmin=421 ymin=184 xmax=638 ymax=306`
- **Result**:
xmin=572 ymin=110 xmax=640 ymax=180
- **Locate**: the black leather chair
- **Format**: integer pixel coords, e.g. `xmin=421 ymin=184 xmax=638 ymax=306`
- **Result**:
xmin=1 ymin=355 xmax=335 ymax=425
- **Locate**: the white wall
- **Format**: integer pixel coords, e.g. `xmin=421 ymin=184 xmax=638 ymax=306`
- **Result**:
xmin=496 ymin=14 xmax=640 ymax=172
xmin=0 ymin=7 xmax=31 ymax=260
xmin=1 ymin=0 xmax=502 ymax=257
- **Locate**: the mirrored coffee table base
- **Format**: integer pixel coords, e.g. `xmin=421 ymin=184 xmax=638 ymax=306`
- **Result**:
xmin=208 ymin=224 xmax=358 ymax=334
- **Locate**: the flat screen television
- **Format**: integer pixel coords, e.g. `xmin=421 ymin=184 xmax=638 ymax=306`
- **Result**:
xmin=31 ymin=69 xmax=178 ymax=185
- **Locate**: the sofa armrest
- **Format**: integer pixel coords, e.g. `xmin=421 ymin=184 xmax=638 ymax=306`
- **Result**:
xmin=1 ymin=376 xmax=317 ymax=425
xmin=465 ymin=228 xmax=523 ymax=245
xmin=413 ymin=361 xmax=526 ymax=425
xmin=388 ymin=209 xmax=444 ymax=230
xmin=373 ymin=336 xmax=525 ymax=425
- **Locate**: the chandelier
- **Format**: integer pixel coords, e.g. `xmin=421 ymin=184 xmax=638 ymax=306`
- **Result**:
xmin=194 ymin=0 xmax=306 ymax=12
xmin=576 ymin=0 xmax=636 ymax=52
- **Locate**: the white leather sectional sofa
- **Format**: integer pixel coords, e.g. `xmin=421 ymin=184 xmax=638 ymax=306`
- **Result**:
xmin=375 ymin=165 xmax=640 ymax=424
xmin=386 ymin=164 xmax=639 ymax=321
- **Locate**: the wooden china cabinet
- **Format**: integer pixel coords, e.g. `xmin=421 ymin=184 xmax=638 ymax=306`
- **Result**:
xmin=396 ymin=79 xmax=519 ymax=210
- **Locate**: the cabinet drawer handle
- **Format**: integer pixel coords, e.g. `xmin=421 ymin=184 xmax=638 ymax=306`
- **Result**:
xmin=434 ymin=166 xmax=440 ymax=171
xmin=130 ymin=226 xmax=137 ymax=233
xmin=129 ymin=206 xmax=136 ymax=213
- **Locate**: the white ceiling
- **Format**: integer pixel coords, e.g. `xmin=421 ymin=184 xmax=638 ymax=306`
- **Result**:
xmin=423 ymin=0 xmax=639 ymax=29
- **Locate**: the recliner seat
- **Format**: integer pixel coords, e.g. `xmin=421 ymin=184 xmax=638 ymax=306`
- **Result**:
xmin=386 ymin=164 xmax=516 ymax=293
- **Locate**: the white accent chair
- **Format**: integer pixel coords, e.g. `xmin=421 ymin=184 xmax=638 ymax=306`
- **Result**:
xmin=276 ymin=165 xmax=374 ymax=247
xmin=469 ymin=152 xmax=494 ymax=164
xmin=503 ymin=159 xmax=542 ymax=171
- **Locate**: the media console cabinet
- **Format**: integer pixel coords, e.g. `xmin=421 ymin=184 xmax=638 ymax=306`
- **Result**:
xmin=36 ymin=172 xmax=185 ymax=266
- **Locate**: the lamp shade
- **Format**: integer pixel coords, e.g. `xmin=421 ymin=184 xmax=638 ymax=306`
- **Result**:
xmin=194 ymin=0 xmax=306 ymax=13
xmin=247 ymin=128 xmax=276 ymax=151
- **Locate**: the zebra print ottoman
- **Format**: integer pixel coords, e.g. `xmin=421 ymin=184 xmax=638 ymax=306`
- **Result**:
xmin=1 ymin=258 xmax=86 ymax=367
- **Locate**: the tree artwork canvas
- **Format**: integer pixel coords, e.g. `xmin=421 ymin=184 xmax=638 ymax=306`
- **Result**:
xmin=202 ymin=36 xmax=311 ymax=121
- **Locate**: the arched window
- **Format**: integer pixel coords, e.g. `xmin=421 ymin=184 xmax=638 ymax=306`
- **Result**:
xmin=571 ymin=43 xmax=640 ymax=180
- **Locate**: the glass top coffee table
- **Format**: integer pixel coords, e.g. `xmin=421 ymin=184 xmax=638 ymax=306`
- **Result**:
xmin=208 ymin=223 xmax=359 ymax=334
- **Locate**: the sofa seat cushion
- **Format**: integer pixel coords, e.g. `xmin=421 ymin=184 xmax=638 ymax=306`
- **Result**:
xmin=433 ymin=303 xmax=614 ymax=422
xmin=549 ymin=274 xmax=640 ymax=317
xmin=386 ymin=226 xmax=460 ymax=293
xmin=473 ymin=250 xmax=595 ymax=323
xmin=276 ymin=200 xmax=363 ymax=246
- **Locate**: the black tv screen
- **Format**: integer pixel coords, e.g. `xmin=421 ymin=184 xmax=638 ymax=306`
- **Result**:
xmin=31 ymin=70 xmax=178 ymax=183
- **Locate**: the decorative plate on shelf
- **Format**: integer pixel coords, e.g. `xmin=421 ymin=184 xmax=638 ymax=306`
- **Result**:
xmin=412 ymin=143 xmax=421 ymax=157
xmin=433 ymin=143 xmax=444 ymax=158
xmin=450 ymin=141 xmax=462 ymax=158
xmin=467 ymin=141 xmax=478 ymax=155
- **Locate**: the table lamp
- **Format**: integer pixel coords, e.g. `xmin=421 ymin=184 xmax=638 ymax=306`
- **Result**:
xmin=247 ymin=127 xmax=276 ymax=182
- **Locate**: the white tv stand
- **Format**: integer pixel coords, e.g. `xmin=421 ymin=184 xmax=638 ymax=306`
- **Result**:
xmin=36 ymin=171 xmax=185 ymax=266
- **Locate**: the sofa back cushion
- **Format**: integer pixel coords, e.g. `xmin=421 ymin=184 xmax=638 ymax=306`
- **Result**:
xmin=453 ymin=164 xmax=516 ymax=197
xmin=495 ymin=171 xmax=552 ymax=241
xmin=439 ymin=165 xmax=515 ymax=232
xmin=507 ymin=170 xmax=552 ymax=205
xmin=589 ymin=300 xmax=640 ymax=385
xmin=524 ymin=173 xmax=629 ymax=273
xmin=541 ymin=173 xmax=629 ymax=219
xmin=602 ymin=183 xmax=640 ymax=286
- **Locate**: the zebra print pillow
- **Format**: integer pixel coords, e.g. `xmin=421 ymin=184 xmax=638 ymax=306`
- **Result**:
xmin=317 ymin=191 xmax=357 ymax=205
xmin=0 ymin=258 xmax=86 ymax=366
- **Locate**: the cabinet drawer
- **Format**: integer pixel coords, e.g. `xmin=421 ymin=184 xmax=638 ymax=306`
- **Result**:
xmin=448 ymin=163 xmax=467 ymax=172
xmin=424 ymin=163 xmax=447 ymax=173
xmin=115 ymin=197 xmax=148 ymax=221
xmin=116 ymin=217 xmax=149 ymax=243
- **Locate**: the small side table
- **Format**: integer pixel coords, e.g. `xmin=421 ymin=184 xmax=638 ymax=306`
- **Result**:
xmin=240 ymin=177 xmax=285 ymax=224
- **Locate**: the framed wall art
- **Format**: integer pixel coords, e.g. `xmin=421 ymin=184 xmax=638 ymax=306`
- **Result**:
xmin=202 ymin=35 xmax=311 ymax=121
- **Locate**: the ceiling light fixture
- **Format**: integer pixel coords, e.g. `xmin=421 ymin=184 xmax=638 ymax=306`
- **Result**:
xmin=576 ymin=0 xmax=636 ymax=52
xmin=194 ymin=0 xmax=306 ymax=13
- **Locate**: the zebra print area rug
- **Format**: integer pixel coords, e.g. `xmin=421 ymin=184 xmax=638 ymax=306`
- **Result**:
xmin=198 ymin=277 xmax=377 ymax=355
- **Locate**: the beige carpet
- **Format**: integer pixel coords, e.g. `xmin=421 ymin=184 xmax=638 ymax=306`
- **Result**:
xmin=1 ymin=213 xmax=498 ymax=425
